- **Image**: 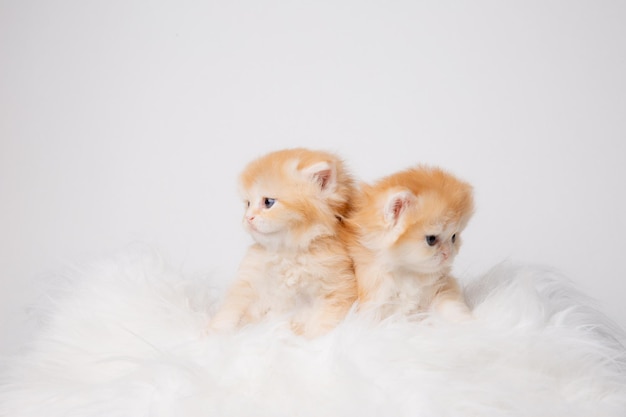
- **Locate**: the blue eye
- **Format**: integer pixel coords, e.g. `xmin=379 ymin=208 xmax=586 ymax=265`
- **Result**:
xmin=425 ymin=235 xmax=437 ymax=246
xmin=263 ymin=198 xmax=276 ymax=209
xmin=451 ymin=234 xmax=457 ymax=243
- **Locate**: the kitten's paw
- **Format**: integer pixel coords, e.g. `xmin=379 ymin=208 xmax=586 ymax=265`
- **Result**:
xmin=435 ymin=300 xmax=474 ymax=323
xmin=450 ymin=310 xmax=474 ymax=323
xmin=206 ymin=317 xmax=235 ymax=335
xmin=290 ymin=320 xmax=305 ymax=336
xmin=204 ymin=322 xmax=219 ymax=337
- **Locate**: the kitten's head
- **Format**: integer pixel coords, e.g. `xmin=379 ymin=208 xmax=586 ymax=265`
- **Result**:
xmin=238 ymin=148 xmax=355 ymax=250
xmin=354 ymin=165 xmax=474 ymax=275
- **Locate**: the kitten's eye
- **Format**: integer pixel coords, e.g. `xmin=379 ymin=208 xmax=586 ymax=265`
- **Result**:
xmin=425 ymin=235 xmax=438 ymax=246
xmin=452 ymin=234 xmax=457 ymax=243
xmin=263 ymin=198 xmax=276 ymax=209
xmin=245 ymin=201 xmax=250 ymax=208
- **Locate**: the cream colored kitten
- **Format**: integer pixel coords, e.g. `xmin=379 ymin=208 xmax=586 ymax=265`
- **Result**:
xmin=209 ymin=148 xmax=357 ymax=338
xmin=349 ymin=165 xmax=474 ymax=321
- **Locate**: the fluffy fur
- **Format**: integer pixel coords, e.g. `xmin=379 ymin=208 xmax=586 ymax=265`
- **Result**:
xmin=1 ymin=248 xmax=625 ymax=417
xmin=209 ymin=148 xmax=357 ymax=338
xmin=350 ymin=165 xmax=474 ymax=320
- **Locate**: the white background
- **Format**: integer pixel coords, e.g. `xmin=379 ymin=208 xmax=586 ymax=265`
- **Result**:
xmin=1 ymin=1 xmax=625 ymax=354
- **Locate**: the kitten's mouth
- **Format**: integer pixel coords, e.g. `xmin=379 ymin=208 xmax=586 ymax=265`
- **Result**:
xmin=246 ymin=222 xmax=264 ymax=233
xmin=247 ymin=224 xmax=279 ymax=236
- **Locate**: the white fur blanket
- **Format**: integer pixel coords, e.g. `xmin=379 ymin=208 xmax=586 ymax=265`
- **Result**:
xmin=1 ymin=248 xmax=625 ymax=417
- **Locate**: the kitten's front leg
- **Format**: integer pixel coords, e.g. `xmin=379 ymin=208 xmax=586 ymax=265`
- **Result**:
xmin=431 ymin=276 xmax=473 ymax=322
xmin=354 ymin=261 xmax=386 ymax=312
xmin=208 ymin=279 xmax=255 ymax=333
xmin=302 ymin=286 xmax=356 ymax=338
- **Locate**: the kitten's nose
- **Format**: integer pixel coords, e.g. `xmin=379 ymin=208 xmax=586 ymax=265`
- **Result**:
xmin=246 ymin=215 xmax=255 ymax=223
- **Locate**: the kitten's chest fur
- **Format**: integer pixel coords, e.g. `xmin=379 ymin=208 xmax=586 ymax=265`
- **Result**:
xmin=250 ymin=250 xmax=325 ymax=317
xmin=374 ymin=267 xmax=443 ymax=318
xmin=267 ymin=252 xmax=321 ymax=292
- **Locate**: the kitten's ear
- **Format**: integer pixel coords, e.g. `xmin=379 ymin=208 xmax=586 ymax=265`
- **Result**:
xmin=384 ymin=190 xmax=416 ymax=226
xmin=302 ymin=161 xmax=336 ymax=191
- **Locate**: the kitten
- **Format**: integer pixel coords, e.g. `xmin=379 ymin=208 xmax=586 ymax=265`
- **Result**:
xmin=209 ymin=148 xmax=358 ymax=338
xmin=349 ymin=165 xmax=474 ymax=321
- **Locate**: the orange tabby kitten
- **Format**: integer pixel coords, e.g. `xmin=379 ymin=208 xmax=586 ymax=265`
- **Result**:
xmin=209 ymin=148 xmax=358 ymax=338
xmin=349 ymin=165 xmax=474 ymax=321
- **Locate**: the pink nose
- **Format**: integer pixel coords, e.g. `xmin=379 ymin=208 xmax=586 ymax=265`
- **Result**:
xmin=247 ymin=215 xmax=255 ymax=223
